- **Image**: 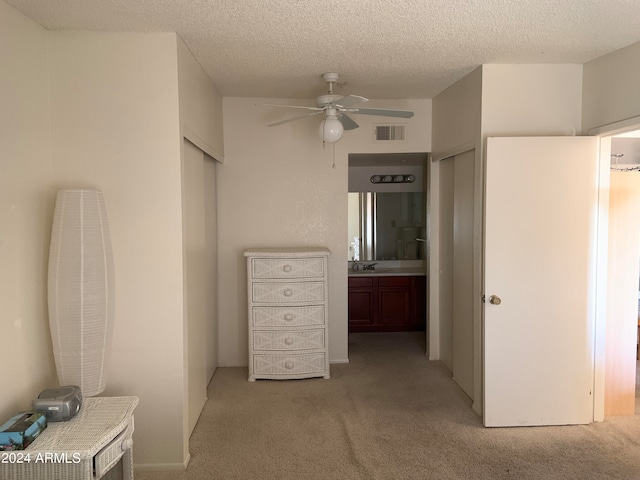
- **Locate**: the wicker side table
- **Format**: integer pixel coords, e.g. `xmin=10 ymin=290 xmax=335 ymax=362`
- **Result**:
xmin=0 ymin=396 xmax=138 ymax=480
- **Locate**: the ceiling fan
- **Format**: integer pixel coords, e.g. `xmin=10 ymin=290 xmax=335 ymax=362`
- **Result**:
xmin=265 ymin=73 xmax=414 ymax=144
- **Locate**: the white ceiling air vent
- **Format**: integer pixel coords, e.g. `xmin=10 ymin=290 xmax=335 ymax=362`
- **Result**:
xmin=374 ymin=124 xmax=406 ymax=142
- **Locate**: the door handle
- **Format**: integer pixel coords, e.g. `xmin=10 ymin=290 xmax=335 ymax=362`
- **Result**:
xmin=489 ymin=295 xmax=502 ymax=305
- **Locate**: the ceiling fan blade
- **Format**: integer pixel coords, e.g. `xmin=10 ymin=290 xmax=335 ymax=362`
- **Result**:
xmin=263 ymin=103 xmax=324 ymax=111
xmin=352 ymin=108 xmax=414 ymax=118
xmin=338 ymin=113 xmax=359 ymax=131
xmin=267 ymin=111 xmax=323 ymax=127
xmin=332 ymin=95 xmax=368 ymax=109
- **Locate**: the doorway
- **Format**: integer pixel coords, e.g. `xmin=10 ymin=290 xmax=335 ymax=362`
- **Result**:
xmin=347 ymin=152 xmax=428 ymax=351
xmin=600 ymin=128 xmax=640 ymax=416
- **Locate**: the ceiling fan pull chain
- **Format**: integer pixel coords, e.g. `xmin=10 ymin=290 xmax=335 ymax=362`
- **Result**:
xmin=332 ymin=143 xmax=336 ymax=169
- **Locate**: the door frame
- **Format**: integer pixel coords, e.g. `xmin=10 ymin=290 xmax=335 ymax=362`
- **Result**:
xmin=589 ymin=114 xmax=640 ymax=420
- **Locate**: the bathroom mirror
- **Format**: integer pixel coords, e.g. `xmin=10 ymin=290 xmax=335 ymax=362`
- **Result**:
xmin=348 ymin=192 xmax=425 ymax=261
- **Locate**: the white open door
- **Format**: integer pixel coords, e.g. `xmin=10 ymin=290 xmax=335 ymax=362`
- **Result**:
xmin=484 ymin=136 xmax=600 ymax=427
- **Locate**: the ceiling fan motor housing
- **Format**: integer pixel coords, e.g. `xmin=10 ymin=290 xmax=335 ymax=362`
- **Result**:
xmin=316 ymin=94 xmax=342 ymax=107
xmin=322 ymin=72 xmax=340 ymax=84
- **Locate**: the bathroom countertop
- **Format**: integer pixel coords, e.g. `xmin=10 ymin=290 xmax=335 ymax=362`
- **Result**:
xmin=348 ymin=266 xmax=426 ymax=277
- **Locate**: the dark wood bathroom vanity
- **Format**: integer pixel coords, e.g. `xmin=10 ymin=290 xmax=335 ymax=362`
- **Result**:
xmin=348 ymin=274 xmax=426 ymax=332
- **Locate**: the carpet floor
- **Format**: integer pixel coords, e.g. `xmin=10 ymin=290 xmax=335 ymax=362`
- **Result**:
xmin=137 ymin=332 xmax=640 ymax=480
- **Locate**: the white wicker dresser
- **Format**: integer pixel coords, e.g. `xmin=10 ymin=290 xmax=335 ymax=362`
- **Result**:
xmin=1 ymin=396 xmax=138 ymax=480
xmin=244 ymin=247 xmax=331 ymax=382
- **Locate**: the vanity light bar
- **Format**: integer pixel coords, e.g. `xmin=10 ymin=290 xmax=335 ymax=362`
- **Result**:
xmin=370 ymin=174 xmax=416 ymax=184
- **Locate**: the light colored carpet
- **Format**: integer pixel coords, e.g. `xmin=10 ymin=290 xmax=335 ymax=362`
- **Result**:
xmin=137 ymin=332 xmax=640 ymax=480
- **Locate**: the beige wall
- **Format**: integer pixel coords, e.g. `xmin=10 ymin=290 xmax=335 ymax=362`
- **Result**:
xmin=432 ymin=67 xmax=483 ymax=156
xmin=583 ymin=40 xmax=640 ymax=133
xmin=482 ymin=64 xmax=583 ymax=136
xmin=218 ymin=97 xmax=431 ymax=367
xmin=0 ymin=1 xmax=58 ymax=421
xmin=177 ymin=37 xmax=225 ymax=161
xmin=47 ymin=31 xmax=187 ymax=468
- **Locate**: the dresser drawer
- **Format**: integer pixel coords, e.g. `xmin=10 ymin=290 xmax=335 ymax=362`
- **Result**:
xmin=253 ymin=305 xmax=325 ymax=327
xmin=253 ymin=353 xmax=327 ymax=376
xmin=251 ymin=257 xmax=325 ymax=279
xmin=94 ymin=415 xmax=134 ymax=478
xmin=252 ymin=281 xmax=325 ymax=303
xmin=253 ymin=328 xmax=325 ymax=351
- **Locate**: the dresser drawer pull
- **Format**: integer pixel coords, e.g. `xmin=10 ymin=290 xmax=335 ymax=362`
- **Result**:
xmin=284 ymin=313 xmax=294 ymax=321
xmin=284 ymin=337 xmax=294 ymax=345
xmin=283 ymin=264 xmax=292 ymax=272
xmin=285 ymin=361 xmax=294 ymax=369
xmin=283 ymin=289 xmax=293 ymax=297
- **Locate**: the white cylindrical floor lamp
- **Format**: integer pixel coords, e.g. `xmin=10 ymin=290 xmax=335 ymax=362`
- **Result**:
xmin=48 ymin=189 xmax=115 ymax=397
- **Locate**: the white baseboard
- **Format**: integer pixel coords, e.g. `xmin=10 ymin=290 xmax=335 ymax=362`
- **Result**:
xmin=330 ymin=358 xmax=350 ymax=364
xmin=135 ymin=453 xmax=190 ymax=472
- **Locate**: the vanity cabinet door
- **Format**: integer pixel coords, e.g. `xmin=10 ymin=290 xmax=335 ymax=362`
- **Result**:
xmin=378 ymin=277 xmax=412 ymax=326
xmin=414 ymin=276 xmax=427 ymax=325
xmin=348 ymin=276 xmax=426 ymax=332
xmin=348 ymin=277 xmax=375 ymax=328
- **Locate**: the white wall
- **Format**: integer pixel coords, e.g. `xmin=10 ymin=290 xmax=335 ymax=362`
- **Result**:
xmin=218 ymin=97 xmax=430 ymax=367
xmin=0 ymin=1 xmax=58 ymax=421
xmin=47 ymin=31 xmax=187 ymax=469
xmin=583 ymin=40 xmax=640 ymax=133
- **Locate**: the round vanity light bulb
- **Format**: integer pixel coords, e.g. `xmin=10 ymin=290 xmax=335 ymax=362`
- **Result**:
xmin=320 ymin=116 xmax=344 ymax=144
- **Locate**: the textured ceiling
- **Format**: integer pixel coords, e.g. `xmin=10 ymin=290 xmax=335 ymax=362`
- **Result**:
xmin=6 ymin=0 xmax=640 ymax=99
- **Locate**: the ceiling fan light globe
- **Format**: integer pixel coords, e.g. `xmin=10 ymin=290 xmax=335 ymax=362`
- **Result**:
xmin=320 ymin=117 xmax=344 ymax=143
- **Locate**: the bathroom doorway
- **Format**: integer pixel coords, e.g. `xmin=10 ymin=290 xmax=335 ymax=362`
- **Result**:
xmin=347 ymin=152 xmax=429 ymax=351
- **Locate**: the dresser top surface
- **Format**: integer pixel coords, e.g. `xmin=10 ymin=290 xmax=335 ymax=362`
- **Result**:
xmin=25 ymin=396 xmax=138 ymax=456
xmin=244 ymin=247 xmax=331 ymax=257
